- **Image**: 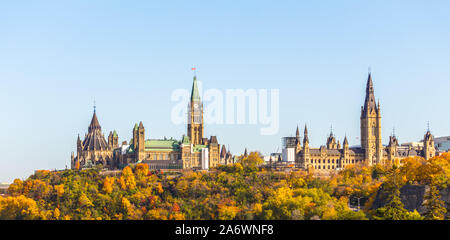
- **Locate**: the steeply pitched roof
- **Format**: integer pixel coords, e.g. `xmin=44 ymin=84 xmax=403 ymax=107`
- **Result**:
xmin=220 ymin=145 xmax=227 ymax=158
xmin=303 ymin=124 xmax=309 ymax=143
xmin=191 ymin=76 xmax=201 ymax=101
xmin=83 ymin=111 xmax=109 ymax=151
xmin=88 ymin=111 xmax=101 ymax=131
xmin=362 ymin=73 xmax=378 ymax=117
xmin=343 ymin=136 xmax=348 ymax=145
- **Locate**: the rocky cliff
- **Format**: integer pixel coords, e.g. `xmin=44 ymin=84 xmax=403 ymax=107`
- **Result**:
xmin=371 ymin=184 xmax=450 ymax=218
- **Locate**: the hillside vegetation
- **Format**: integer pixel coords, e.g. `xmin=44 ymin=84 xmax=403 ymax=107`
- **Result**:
xmin=1 ymin=152 xmax=449 ymax=220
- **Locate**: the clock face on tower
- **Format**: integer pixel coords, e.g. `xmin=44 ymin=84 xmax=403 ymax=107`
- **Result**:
xmin=192 ymin=102 xmax=202 ymax=124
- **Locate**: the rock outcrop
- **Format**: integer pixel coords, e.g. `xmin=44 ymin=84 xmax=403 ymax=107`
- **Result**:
xmin=371 ymin=184 xmax=449 ymax=218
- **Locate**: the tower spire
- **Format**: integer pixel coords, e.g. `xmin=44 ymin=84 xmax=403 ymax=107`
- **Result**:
xmin=191 ymin=73 xmax=200 ymax=101
xmin=303 ymin=124 xmax=309 ymax=144
xmin=89 ymin=106 xmax=101 ymax=132
xmin=362 ymin=72 xmax=376 ymax=117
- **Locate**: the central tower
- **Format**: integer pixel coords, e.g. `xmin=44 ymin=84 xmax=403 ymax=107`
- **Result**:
xmin=188 ymin=75 xmax=204 ymax=145
xmin=360 ymin=73 xmax=382 ymax=165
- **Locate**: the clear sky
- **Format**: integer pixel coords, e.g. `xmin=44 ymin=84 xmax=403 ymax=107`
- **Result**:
xmin=1 ymin=0 xmax=449 ymax=182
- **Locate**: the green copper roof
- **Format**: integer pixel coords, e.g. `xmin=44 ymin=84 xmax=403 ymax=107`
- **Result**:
xmin=193 ymin=144 xmax=207 ymax=152
xmin=182 ymin=135 xmax=190 ymax=144
xmin=134 ymin=123 xmax=138 ymax=130
xmin=145 ymin=139 xmax=180 ymax=151
xmin=127 ymin=144 xmax=135 ymax=154
xmin=191 ymin=76 xmax=200 ymax=101
xmin=113 ymin=130 xmax=118 ymax=137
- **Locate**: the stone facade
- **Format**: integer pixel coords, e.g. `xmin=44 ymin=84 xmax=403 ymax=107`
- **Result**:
xmin=72 ymin=75 xmax=226 ymax=170
xmin=71 ymin=111 xmax=114 ymax=169
xmin=293 ymin=73 xmax=436 ymax=172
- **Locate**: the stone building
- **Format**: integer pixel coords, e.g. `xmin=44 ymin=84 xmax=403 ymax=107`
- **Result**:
xmin=220 ymin=145 xmax=235 ymax=165
xmin=292 ymin=73 xmax=436 ymax=172
xmin=72 ymin=75 xmax=226 ymax=170
xmin=71 ymin=109 xmax=116 ymax=169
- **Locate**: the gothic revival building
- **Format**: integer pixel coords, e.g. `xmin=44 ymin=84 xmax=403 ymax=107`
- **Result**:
xmin=292 ymin=73 xmax=436 ymax=172
xmin=72 ymin=75 xmax=229 ymax=170
xmin=71 ymin=109 xmax=116 ymax=169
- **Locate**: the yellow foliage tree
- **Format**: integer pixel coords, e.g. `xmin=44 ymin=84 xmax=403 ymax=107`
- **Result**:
xmin=120 ymin=166 xmax=136 ymax=191
xmin=54 ymin=208 xmax=60 ymax=219
xmin=135 ymin=163 xmax=149 ymax=180
xmin=239 ymin=152 xmax=264 ymax=168
xmin=78 ymin=193 xmax=94 ymax=208
xmin=54 ymin=184 xmax=65 ymax=197
xmin=102 ymin=176 xmax=114 ymax=194
xmin=0 ymin=195 xmax=40 ymax=220
xmin=7 ymin=179 xmax=24 ymax=196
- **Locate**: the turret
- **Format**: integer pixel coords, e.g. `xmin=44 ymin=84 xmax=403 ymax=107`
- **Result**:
xmin=295 ymin=125 xmax=302 ymax=153
xmin=303 ymin=124 xmax=309 ymax=149
xmin=137 ymin=122 xmax=145 ymax=161
xmin=388 ymin=132 xmax=399 ymax=164
xmin=423 ymin=124 xmax=435 ymax=160
xmin=343 ymin=136 xmax=349 ymax=151
xmin=77 ymin=134 xmax=82 ymax=152
xmin=326 ymin=126 xmax=337 ymax=149
xmin=341 ymin=136 xmax=349 ymax=169
xmin=71 ymin=152 xmax=75 ymax=169
xmin=301 ymin=124 xmax=310 ymax=169
xmin=108 ymin=131 xmax=113 ymax=149
xmin=112 ymin=130 xmax=118 ymax=148
xmin=133 ymin=123 xmax=138 ymax=149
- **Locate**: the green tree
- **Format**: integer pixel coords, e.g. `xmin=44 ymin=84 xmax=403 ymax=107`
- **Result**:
xmin=422 ymin=182 xmax=446 ymax=220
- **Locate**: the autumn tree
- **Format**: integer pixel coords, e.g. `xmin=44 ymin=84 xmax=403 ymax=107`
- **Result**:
xmin=0 ymin=195 xmax=40 ymax=220
xmin=120 ymin=166 xmax=136 ymax=191
xmin=239 ymin=152 xmax=264 ymax=171
xmin=422 ymin=181 xmax=446 ymax=220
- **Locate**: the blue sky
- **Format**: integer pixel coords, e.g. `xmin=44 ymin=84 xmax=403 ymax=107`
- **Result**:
xmin=1 ymin=1 xmax=449 ymax=182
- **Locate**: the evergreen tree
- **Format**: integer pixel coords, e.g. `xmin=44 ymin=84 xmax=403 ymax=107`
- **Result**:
xmin=422 ymin=182 xmax=446 ymax=220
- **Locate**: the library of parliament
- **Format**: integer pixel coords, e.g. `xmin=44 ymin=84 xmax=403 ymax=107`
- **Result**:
xmin=71 ymin=75 xmax=233 ymax=170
